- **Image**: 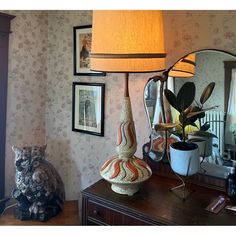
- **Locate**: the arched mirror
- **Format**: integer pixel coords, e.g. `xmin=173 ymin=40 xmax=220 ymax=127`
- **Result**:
xmin=143 ymin=49 xmax=236 ymax=179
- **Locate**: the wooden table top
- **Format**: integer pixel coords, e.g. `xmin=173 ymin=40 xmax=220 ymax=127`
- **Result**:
xmin=82 ymin=175 xmax=236 ymax=225
xmin=0 ymin=200 xmax=80 ymax=226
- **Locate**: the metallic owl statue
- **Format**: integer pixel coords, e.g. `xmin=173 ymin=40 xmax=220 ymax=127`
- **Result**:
xmin=12 ymin=145 xmax=65 ymax=222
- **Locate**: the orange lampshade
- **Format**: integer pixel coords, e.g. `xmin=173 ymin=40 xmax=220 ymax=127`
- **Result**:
xmin=169 ymin=53 xmax=196 ymax=78
xmin=90 ymin=10 xmax=166 ymax=73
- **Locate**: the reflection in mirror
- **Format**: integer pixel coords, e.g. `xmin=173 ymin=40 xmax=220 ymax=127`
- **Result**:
xmin=144 ymin=79 xmax=158 ymax=130
xmin=144 ymin=76 xmax=178 ymax=162
xmin=144 ymin=49 xmax=236 ymax=179
xmin=144 ymin=79 xmax=162 ymax=161
xmin=144 ymin=78 xmax=176 ymax=129
xmin=169 ymin=53 xmax=196 ymax=78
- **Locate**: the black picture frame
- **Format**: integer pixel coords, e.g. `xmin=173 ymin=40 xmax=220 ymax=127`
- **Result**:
xmin=72 ymin=82 xmax=105 ymax=136
xmin=73 ymin=25 xmax=106 ymax=76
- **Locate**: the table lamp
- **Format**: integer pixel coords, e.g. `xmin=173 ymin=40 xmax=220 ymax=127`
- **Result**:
xmin=91 ymin=10 xmax=166 ymax=196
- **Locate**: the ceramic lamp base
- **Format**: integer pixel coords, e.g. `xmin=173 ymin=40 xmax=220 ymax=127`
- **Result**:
xmin=100 ymin=156 xmax=152 ymax=196
xmin=111 ymin=183 xmax=140 ymax=196
xmin=100 ymin=76 xmax=152 ymax=196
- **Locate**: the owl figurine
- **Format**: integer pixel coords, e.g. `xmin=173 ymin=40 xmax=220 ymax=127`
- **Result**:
xmin=12 ymin=145 xmax=65 ymax=222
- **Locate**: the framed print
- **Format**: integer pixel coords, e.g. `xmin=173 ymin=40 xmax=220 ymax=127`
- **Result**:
xmin=73 ymin=25 xmax=106 ymax=76
xmin=72 ymin=82 xmax=105 ymax=136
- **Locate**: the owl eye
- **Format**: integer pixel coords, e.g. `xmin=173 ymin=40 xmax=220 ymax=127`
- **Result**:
xmin=32 ymin=161 xmax=39 ymax=168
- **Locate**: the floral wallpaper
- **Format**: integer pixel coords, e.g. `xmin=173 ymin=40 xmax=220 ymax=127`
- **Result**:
xmin=163 ymin=10 xmax=236 ymax=67
xmin=4 ymin=10 xmax=48 ymax=197
xmin=4 ymin=10 xmax=236 ymax=202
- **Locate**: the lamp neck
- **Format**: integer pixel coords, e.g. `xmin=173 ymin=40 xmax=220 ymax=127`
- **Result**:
xmin=124 ymin=73 xmax=129 ymax=97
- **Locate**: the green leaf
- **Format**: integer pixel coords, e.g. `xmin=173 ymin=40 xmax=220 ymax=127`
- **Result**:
xmin=180 ymin=111 xmax=190 ymax=125
xmin=164 ymin=89 xmax=179 ymax=112
xmin=186 ymin=110 xmax=206 ymax=119
xmin=191 ymin=106 xmax=205 ymax=119
xmin=190 ymin=130 xmax=218 ymax=138
xmin=200 ymin=122 xmax=210 ymax=131
xmin=185 ymin=119 xmax=198 ymax=127
xmin=179 ymin=107 xmax=198 ymax=126
xmin=186 ymin=106 xmax=218 ymax=119
xmin=154 ymin=123 xmax=179 ymax=131
xmin=200 ymin=82 xmax=215 ymax=105
xmin=177 ymin=82 xmax=195 ymax=112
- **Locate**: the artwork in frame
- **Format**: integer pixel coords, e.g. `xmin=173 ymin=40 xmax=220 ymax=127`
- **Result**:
xmin=72 ymin=82 xmax=105 ymax=136
xmin=73 ymin=25 xmax=106 ymax=76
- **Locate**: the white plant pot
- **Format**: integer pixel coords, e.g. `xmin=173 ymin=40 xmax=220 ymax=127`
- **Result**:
xmin=188 ymin=134 xmax=213 ymax=157
xmin=170 ymin=142 xmax=200 ymax=176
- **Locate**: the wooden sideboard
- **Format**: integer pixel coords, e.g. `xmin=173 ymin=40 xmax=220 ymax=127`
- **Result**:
xmin=0 ymin=200 xmax=79 ymax=225
xmin=82 ymin=175 xmax=236 ymax=225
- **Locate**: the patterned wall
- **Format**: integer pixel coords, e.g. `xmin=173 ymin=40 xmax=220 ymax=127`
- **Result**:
xmin=163 ymin=10 xmax=236 ymax=67
xmin=4 ymin=10 xmax=236 ymax=201
xmin=4 ymin=10 xmax=48 ymax=197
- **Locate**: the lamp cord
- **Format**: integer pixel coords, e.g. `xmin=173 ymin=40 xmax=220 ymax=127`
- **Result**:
xmin=0 ymin=197 xmax=18 ymax=217
xmin=0 ymin=203 xmax=17 ymax=217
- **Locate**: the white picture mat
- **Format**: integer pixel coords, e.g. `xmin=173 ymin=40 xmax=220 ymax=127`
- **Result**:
xmin=74 ymin=84 xmax=102 ymax=133
xmin=75 ymin=27 xmax=93 ymax=74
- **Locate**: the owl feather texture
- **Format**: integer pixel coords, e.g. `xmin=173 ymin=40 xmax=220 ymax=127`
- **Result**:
xmin=12 ymin=145 xmax=65 ymax=222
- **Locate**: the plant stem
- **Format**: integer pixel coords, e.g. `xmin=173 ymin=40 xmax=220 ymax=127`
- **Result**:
xmin=182 ymin=123 xmax=186 ymax=142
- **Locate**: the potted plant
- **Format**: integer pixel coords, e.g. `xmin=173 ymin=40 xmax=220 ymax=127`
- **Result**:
xmin=188 ymin=82 xmax=219 ymax=157
xmin=155 ymin=82 xmax=205 ymax=176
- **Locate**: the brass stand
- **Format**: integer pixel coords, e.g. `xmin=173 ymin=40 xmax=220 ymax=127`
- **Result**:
xmin=169 ymin=173 xmax=194 ymax=201
xmin=167 ymin=152 xmax=195 ymax=201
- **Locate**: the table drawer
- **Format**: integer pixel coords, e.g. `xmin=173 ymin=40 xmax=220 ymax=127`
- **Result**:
xmin=86 ymin=199 xmax=151 ymax=225
xmin=87 ymin=200 xmax=108 ymax=224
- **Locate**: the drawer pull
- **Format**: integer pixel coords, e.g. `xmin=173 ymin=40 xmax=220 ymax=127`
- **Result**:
xmin=93 ymin=210 xmax=100 ymax=216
